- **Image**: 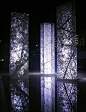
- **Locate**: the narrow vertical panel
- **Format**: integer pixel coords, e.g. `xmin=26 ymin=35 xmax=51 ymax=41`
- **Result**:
xmin=40 ymin=23 xmax=55 ymax=74
xmin=51 ymin=23 xmax=55 ymax=73
xmin=40 ymin=24 xmax=44 ymax=74
xmin=44 ymin=23 xmax=51 ymax=73
xmin=56 ymin=1 xmax=77 ymax=79
xmin=9 ymin=12 xmax=29 ymax=78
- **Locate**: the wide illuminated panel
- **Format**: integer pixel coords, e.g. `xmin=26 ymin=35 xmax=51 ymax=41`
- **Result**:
xmin=40 ymin=23 xmax=55 ymax=74
xmin=9 ymin=12 xmax=29 ymax=78
xmin=57 ymin=82 xmax=77 ymax=112
xmin=41 ymin=76 xmax=55 ymax=112
xmin=56 ymin=1 xmax=77 ymax=79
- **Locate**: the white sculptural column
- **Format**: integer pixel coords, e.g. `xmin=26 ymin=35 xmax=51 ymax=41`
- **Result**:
xmin=40 ymin=22 xmax=55 ymax=74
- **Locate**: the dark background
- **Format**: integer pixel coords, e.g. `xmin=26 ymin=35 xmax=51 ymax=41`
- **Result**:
xmin=0 ymin=0 xmax=86 ymax=50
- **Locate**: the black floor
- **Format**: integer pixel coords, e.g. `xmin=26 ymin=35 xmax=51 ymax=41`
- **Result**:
xmin=0 ymin=75 xmax=86 ymax=112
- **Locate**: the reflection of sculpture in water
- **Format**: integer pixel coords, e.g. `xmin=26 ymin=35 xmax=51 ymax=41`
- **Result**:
xmin=10 ymin=79 xmax=29 ymax=112
xmin=57 ymin=82 xmax=77 ymax=112
xmin=41 ymin=76 xmax=55 ymax=112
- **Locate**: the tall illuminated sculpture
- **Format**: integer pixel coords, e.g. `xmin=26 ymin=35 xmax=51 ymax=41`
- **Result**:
xmin=40 ymin=23 xmax=55 ymax=74
xmin=9 ymin=12 xmax=29 ymax=78
xmin=56 ymin=1 xmax=77 ymax=79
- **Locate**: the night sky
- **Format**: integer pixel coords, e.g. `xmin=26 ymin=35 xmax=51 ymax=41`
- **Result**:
xmin=0 ymin=0 xmax=86 ymax=50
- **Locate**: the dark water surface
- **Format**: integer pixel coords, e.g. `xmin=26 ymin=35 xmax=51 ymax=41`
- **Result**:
xmin=0 ymin=75 xmax=86 ymax=112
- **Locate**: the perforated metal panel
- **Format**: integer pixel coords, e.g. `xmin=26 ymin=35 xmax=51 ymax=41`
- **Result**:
xmin=9 ymin=12 xmax=29 ymax=78
xmin=56 ymin=2 xmax=77 ymax=79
